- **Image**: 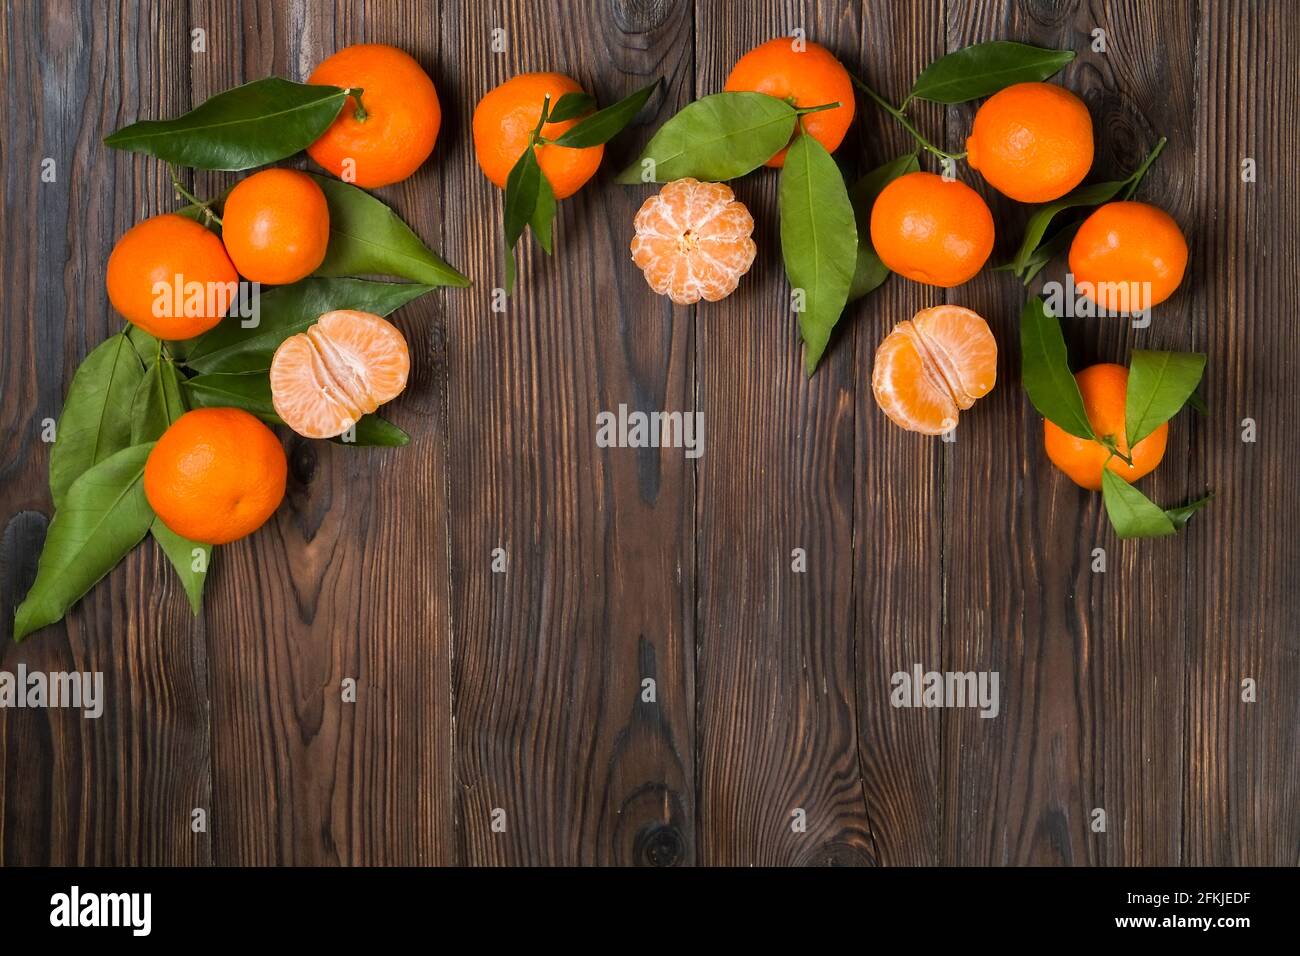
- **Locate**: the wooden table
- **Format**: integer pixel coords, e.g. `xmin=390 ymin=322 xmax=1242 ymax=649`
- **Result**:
xmin=0 ymin=0 xmax=1295 ymax=866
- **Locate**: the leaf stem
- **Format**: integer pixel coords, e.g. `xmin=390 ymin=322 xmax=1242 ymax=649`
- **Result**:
xmin=348 ymin=87 xmax=368 ymax=122
xmin=794 ymin=101 xmax=841 ymax=116
xmin=1102 ymin=438 xmax=1135 ymax=468
xmin=1122 ymin=135 xmax=1167 ymax=200
xmin=169 ymin=166 xmax=222 ymax=226
xmin=851 ymin=75 xmax=966 ymax=162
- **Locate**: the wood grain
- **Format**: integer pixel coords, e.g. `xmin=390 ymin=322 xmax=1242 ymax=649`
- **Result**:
xmin=0 ymin=0 xmax=1295 ymax=867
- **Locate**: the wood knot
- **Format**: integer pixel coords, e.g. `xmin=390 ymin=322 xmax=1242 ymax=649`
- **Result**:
xmin=635 ymin=823 xmax=684 ymax=867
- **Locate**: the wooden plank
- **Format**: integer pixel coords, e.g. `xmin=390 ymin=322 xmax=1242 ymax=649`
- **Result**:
xmin=0 ymin=0 xmax=210 ymax=864
xmin=693 ymin=0 xmax=876 ymax=866
xmin=940 ymin=0 xmax=1198 ymax=864
xmin=190 ymin=0 xmax=456 ymax=865
xmin=441 ymin=0 xmax=697 ymax=865
xmin=851 ymin=0 xmax=946 ymax=868
xmin=1183 ymin=0 xmax=1300 ymax=866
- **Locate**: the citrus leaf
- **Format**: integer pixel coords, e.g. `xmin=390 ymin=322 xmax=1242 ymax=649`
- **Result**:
xmin=550 ymin=79 xmax=659 ymax=148
xmin=1186 ymin=390 xmax=1209 ymax=415
xmin=503 ymin=146 xmax=544 ymax=293
xmin=182 ymin=371 xmax=278 ymax=421
xmin=184 ymin=278 xmax=433 ymax=374
xmin=1125 ymin=349 xmax=1207 ymax=448
xmin=1165 ymin=491 xmax=1213 ymax=530
xmin=1019 ymin=221 xmax=1080 ymax=284
xmin=1020 ymin=297 xmax=1094 ymax=440
xmin=14 ymin=443 xmax=156 ymax=641
xmin=130 ymin=357 xmax=186 ymax=444
xmin=310 ymin=175 xmax=469 ymax=288
xmin=334 ymin=415 xmax=409 ymax=447
xmin=150 ymin=518 xmax=209 ymax=615
xmin=847 ymin=152 xmax=919 ymax=301
xmin=907 ymin=42 xmax=1075 ymax=105
xmin=616 ymin=92 xmax=796 ymax=184
xmin=104 ymin=78 xmax=349 ymax=171
xmin=49 ymin=334 xmax=145 ymax=510
xmin=531 ymin=172 xmax=556 ymax=256
xmin=1100 ymin=468 xmax=1176 ymax=539
xmin=546 ymin=92 xmax=596 ymax=123
xmin=1010 ymin=179 xmax=1130 ymax=276
xmin=779 ymin=132 xmax=857 ymax=375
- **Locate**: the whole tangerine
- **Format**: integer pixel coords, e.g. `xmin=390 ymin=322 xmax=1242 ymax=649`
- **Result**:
xmin=1068 ymin=201 xmax=1189 ymax=313
xmin=869 ymin=171 xmax=995 ymax=288
xmin=221 ymin=169 xmax=331 ymax=285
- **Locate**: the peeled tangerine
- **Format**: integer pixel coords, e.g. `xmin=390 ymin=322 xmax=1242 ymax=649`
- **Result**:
xmin=270 ymin=310 xmax=410 ymax=439
xmin=872 ymin=305 xmax=997 ymax=435
xmin=631 ymin=178 xmax=756 ymax=304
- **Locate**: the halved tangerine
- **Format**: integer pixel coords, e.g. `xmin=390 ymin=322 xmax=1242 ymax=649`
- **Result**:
xmin=871 ymin=305 xmax=998 ymax=435
xmin=270 ymin=309 xmax=410 ymax=439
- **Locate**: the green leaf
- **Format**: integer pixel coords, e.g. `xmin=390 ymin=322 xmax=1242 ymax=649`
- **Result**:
xmin=1019 ymin=221 xmax=1080 ymax=284
xmin=1100 ymin=469 xmax=1176 ymax=539
xmin=184 ymin=277 xmax=433 ymax=375
xmin=1019 ymin=297 xmax=1094 ymax=440
xmin=1186 ymin=390 xmax=1209 ymax=415
xmin=333 ymin=415 xmax=410 ymax=447
xmin=104 ymin=78 xmax=349 ymax=171
xmin=847 ymin=152 xmax=919 ymax=301
xmin=531 ymin=173 xmax=556 ymax=256
xmin=130 ymin=358 xmax=187 ymax=444
xmin=502 ymin=146 xmax=544 ymax=294
xmin=1165 ymin=492 xmax=1213 ymax=530
xmin=1010 ymin=179 xmax=1130 ymax=276
xmin=182 ymin=371 xmax=278 ymax=421
xmin=1125 ymin=349 xmax=1208 ymax=448
xmin=550 ymin=79 xmax=659 ymax=148
xmin=150 ymin=518 xmax=209 ymax=615
xmin=310 ymin=175 xmax=469 ymax=288
xmin=616 ymin=92 xmax=796 ymax=184
xmin=907 ymin=42 xmax=1075 ymax=105
xmin=49 ymin=334 xmax=145 ymax=510
xmin=779 ymin=132 xmax=858 ymax=375
xmin=125 ymin=324 xmax=162 ymax=363
xmin=14 ymin=443 xmax=156 ymax=641
xmin=546 ymin=92 xmax=596 ymax=123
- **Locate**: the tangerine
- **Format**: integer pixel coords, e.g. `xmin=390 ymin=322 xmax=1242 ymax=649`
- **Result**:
xmin=307 ymin=44 xmax=441 ymax=188
xmin=723 ymin=37 xmax=855 ymax=168
xmin=1043 ymin=363 xmax=1168 ymax=491
xmin=144 ymin=407 xmax=287 ymax=545
xmin=1068 ymin=201 xmax=1189 ymax=313
xmin=966 ymin=82 xmax=1094 ymax=203
xmin=472 ymin=72 xmax=604 ymax=200
xmin=871 ymin=305 xmax=998 ymax=435
xmin=630 ymin=178 xmax=757 ymax=304
xmin=270 ymin=309 xmax=410 ymax=439
xmin=106 ymin=213 xmax=239 ymax=340
xmin=221 ymin=169 xmax=331 ymax=285
xmin=869 ymin=172 xmax=995 ymax=287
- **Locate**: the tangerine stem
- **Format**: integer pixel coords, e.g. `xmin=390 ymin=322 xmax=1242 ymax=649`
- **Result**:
xmin=794 ymin=101 xmax=840 ymax=116
xmin=851 ymin=74 xmax=966 ymax=163
xmin=348 ymin=87 xmax=368 ymax=122
xmin=169 ymin=167 xmax=222 ymax=226
xmin=1121 ymin=136 xmax=1168 ymax=200
xmin=1101 ymin=438 xmax=1136 ymax=468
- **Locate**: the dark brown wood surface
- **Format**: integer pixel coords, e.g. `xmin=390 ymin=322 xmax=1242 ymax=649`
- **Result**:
xmin=0 ymin=0 xmax=1295 ymax=866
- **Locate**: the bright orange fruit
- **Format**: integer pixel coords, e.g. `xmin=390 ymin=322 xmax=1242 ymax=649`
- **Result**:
xmin=221 ymin=169 xmax=330 ymax=285
xmin=145 ymin=407 xmax=287 ymax=545
xmin=473 ymin=72 xmax=604 ymax=200
xmin=869 ymin=172 xmax=995 ymax=288
xmin=270 ymin=309 xmax=410 ymax=439
xmin=630 ymin=178 xmax=757 ymax=304
xmin=106 ymin=214 xmax=239 ymax=340
xmin=872 ymin=305 xmax=998 ymax=435
xmin=966 ymin=81 xmax=1094 ymax=203
xmin=1043 ymin=363 xmax=1168 ymax=491
xmin=307 ymin=44 xmax=441 ymax=188
xmin=1068 ymin=201 xmax=1189 ymax=313
xmin=723 ymin=37 xmax=855 ymax=168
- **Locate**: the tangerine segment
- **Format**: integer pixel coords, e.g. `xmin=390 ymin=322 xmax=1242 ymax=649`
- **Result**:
xmin=871 ymin=305 xmax=997 ymax=435
xmin=631 ymin=178 xmax=757 ymax=304
xmin=307 ymin=44 xmax=441 ymax=188
xmin=270 ymin=310 xmax=410 ymax=439
xmin=1043 ymin=363 xmax=1169 ymax=490
xmin=723 ymin=38 xmax=856 ymax=168
xmin=472 ymin=73 xmax=604 ymax=200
